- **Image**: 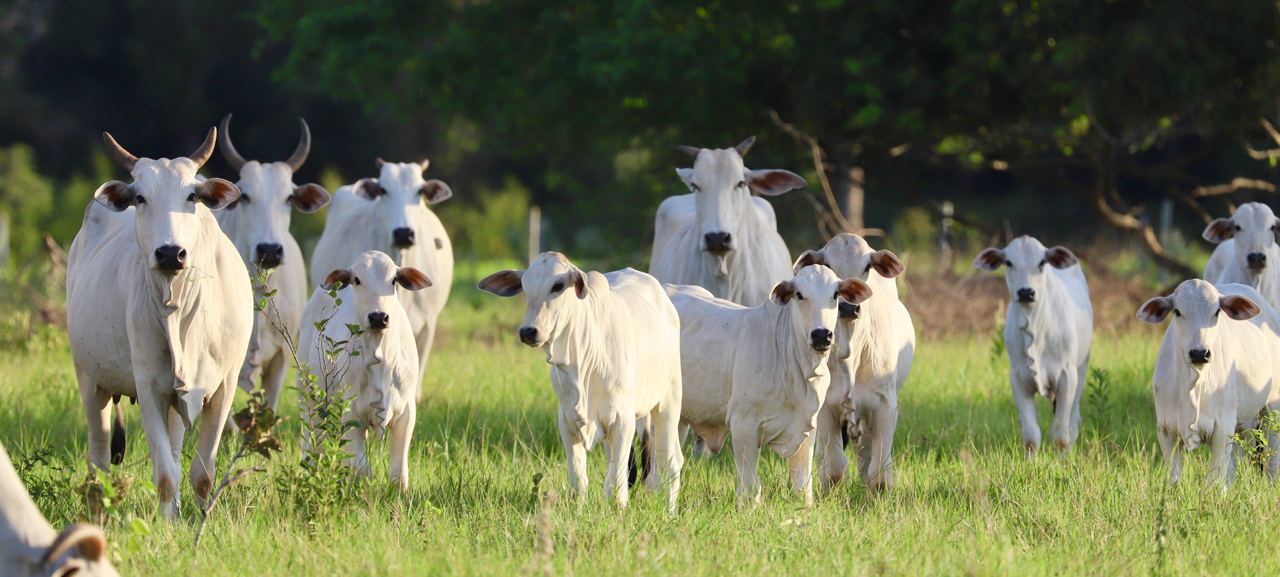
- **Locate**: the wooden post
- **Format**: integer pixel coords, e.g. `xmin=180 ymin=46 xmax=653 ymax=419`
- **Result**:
xmin=528 ymin=205 xmax=541 ymax=266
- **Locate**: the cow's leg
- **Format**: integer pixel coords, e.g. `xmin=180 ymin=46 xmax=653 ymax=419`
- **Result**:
xmin=1070 ymin=357 xmax=1089 ymax=445
xmin=77 ymin=367 xmax=113 ymax=473
xmin=1156 ymin=428 xmax=1183 ymax=485
xmin=135 ymin=379 xmax=180 ymax=519
xmin=388 ymin=405 xmax=416 ymax=492
xmin=786 ymin=432 xmax=817 ymax=506
xmin=816 ymin=405 xmax=848 ymax=489
xmin=1048 ymin=379 xmax=1074 ymax=453
xmin=602 ymin=417 xmax=635 ymax=508
xmin=413 ymin=320 xmax=438 ymax=403
xmin=261 ymin=349 xmax=290 ymax=411
xmin=651 ymin=401 xmax=684 ymax=513
xmin=1207 ymin=425 xmax=1237 ymax=489
xmin=166 ymin=407 xmax=185 ymax=483
xmin=190 ymin=381 xmax=235 ymax=508
xmin=557 ymin=413 xmax=589 ymax=504
xmin=345 ymin=425 xmax=370 ymax=478
xmin=729 ymin=420 xmax=762 ymax=506
xmin=1012 ymin=374 xmax=1041 ymax=456
xmin=865 ymin=398 xmax=900 ymax=492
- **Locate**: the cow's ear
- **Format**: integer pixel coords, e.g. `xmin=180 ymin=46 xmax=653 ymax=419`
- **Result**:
xmin=676 ymin=168 xmax=695 ymax=191
xmin=1136 ymin=296 xmax=1174 ymax=324
xmin=837 ymin=278 xmax=873 ymax=305
xmin=746 ymin=169 xmax=806 ymax=196
xmin=1203 ymin=218 xmax=1235 ymax=243
xmin=973 ymin=248 xmax=1006 ymax=271
xmin=770 ymin=280 xmax=796 ymax=305
xmin=40 ymin=523 xmax=107 ymax=568
xmin=477 ymin=270 xmax=525 ymax=297
xmin=1220 ymin=294 xmax=1262 ymax=321
xmin=570 ymin=270 xmax=588 ymax=299
xmin=195 ymin=178 xmax=241 ymax=210
xmin=395 ymin=267 xmax=433 ymax=291
xmin=420 ymin=179 xmax=453 ymax=205
xmin=321 ymin=268 xmax=353 ymax=290
xmin=792 ymin=250 xmax=825 ymax=275
xmin=870 ymin=250 xmax=906 ymax=278
xmin=353 ymin=178 xmax=383 ymax=200
xmin=1044 ymin=246 xmax=1079 ymax=269
xmin=291 ymin=183 xmax=331 ymax=213
xmin=93 ymin=180 xmax=135 ymax=212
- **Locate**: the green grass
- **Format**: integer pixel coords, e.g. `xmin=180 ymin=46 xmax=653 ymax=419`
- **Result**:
xmin=4 ymin=271 xmax=1280 ymax=576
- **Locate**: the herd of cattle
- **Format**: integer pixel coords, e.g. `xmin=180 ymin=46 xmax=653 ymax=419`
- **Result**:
xmin=4 ymin=122 xmax=1280 ymax=573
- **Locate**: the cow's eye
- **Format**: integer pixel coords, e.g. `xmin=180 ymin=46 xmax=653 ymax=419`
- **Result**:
xmin=352 ymin=277 xmax=361 ymax=286
xmin=551 ymin=281 xmax=564 ymax=293
xmin=795 ymin=292 xmax=804 ymax=301
xmin=1039 ymin=259 xmax=1046 ymax=268
xmin=1173 ymin=309 xmax=1181 ymax=317
xmin=737 ymin=181 xmax=746 ymax=189
xmin=690 ymin=183 xmax=701 ymax=192
xmin=187 ymin=193 xmax=197 ymax=202
xmin=1215 ymin=309 xmax=1220 ymax=318
xmin=832 ymin=291 xmax=839 ymax=300
xmin=1236 ymin=225 xmax=1243 ymax=232
xmin=1004 ymin=260 xmax=1013 ymax=268
xmin=135 ymin=195 xmax=147 ymax=204
xmin=238 ymin=193 xmax=251 ymax=204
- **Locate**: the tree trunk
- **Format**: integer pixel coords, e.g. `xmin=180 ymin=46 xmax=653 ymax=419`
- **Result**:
xmin=841 ymin=164 xmax=865 ymax=232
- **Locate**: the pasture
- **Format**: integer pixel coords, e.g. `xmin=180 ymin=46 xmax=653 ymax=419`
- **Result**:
xmin=4 ymin=263 xmax=1278 ymax=576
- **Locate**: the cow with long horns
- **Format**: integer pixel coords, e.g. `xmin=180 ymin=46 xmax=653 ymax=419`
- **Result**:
xmin=66 ymin=128 xmax=252 ymax=518
xmin=215 ymin=113 xmax=331 ymax=413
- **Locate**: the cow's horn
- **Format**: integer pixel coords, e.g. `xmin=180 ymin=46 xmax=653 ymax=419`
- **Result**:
xmin=218 ymin=114 xmax=247 ymax=171
xmin=188 ymin=127 xmax=217 ymax=169
xmin=285 ymin=118 xmax=311 ymax=171
xmin=40 ymin=523 xmax=107 ymax=567
xmin=102 ymin=132 xmax=138 ymax=171
xmin=676 ymin=145 xmax=701 ymax=157
xmin=734 ymin=135 xmax=756 ymax=157
xmin=376 ymin=157 xmax=387 ymax=167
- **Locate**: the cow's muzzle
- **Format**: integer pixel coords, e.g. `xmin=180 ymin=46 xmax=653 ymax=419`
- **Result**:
xmin=1189 ymin=348 xmax=1211 ymax=365
xmin=518 ymin=326 xmax=539 ymax=346
xmin=1248 ymin=252 xmax=1267 ymax=270
xmin=1016 ymin=287 xmax=1035 ymax=303
xmin=703 ymin=232 xmax=731 ymax=256
xmin=810 ymin=328 xmax=833 ymax=352
xmin=393 ymin=227 xmax=416 ymax=248
xmin=367 ymin=312 xmax=389 ymax=330
xmin=154 ymin=245 xmax=186 ymax=271
xmin=838 ymin=301 xmax=860 ymax=320
xmin=255 ymin=243 xmax=284 ymax=269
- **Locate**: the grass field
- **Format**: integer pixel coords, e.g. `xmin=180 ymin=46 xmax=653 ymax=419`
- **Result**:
xmin=4 ymin=268 xmax=1280 ymax=576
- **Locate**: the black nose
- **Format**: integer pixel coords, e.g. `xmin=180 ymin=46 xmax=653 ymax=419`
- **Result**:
xmin=1189 ymin=349 xmax=1211 ymax=365
xmin=1248 ymin=252 xmax=1267 ymax=269
xmin=838 ymin=301 xmax=860 ymax=320
xmin=518 ymin=326 xmax=538 ymax=345
xmin=703 ymin=232 xmax=731 ymax=255
xmin=810 ymin=328 xmax=833 ymax=351
xmin=367 ymin=312 xmax=389 ymax=330
xmin=392 ymin=227 xmax=416 ymax=248
xmin=154 ymin=245 xmax=186 ymax=270
xmin=1016 ymin=287 xmax=1035 ymax=303
xmin=254 ymin=243 xmax=284 ymax=269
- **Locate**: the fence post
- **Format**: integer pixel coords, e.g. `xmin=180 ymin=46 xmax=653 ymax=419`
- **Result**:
xmin=528 ymin=205 xmax=541 ymax=267
xmin=0 ymin=211 xmax=9 ymax=270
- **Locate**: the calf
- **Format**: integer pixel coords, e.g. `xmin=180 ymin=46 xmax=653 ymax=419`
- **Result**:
xmin=1 ymin=443 xmax=119 ymax=577
xmin=1202 ymin=202 xmax=1280 ymax=310
xmin=67 ymin=129 xmax=252 ymax=518
xmin=479 ymin=253 xmax=684 ymax=510
xmin=792 ymin=233 xmax=914 ymax=491
xmin=974 ymin=236 xmax=1092 ymax=454
xmin=299 ymin=251 xmax=432 ymax=490
xmin=668 ymin=265 xmax=871 ymax=505
xmin=215 ymin=113 xmax=331 ymax=411
xmin=311 ymin=160 xmax=455 ymax=401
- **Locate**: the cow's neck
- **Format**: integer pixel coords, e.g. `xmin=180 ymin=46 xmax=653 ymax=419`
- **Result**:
xmin=755 ymin=302 xmax=829 ymax=394
xmin=1013 ymin=271 xmax=1069 ymax=398
xmin=707 ymin=201 xmax=764 ymax=303
xmin=543 ymin=277 xmax=613 ymax=445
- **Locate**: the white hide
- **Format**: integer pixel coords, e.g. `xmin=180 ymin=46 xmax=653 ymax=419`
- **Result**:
xmin=478 ymin=253 xmax=684 ymax=510
xmin=310 ymin=161 xmax=454 ymax=400
xmin=1139 ymin=280 xmax=1280 ymax=487
xmin=974 ymin=235 xmax=1093 ymax=453
xmin=792 ymin=234 xmax=915 ymax=491
xmin=299 ymin=251 xmax=430 ymax=491
xmin=649 ymin=140 xmax=806 ymax=306
xmin=1202 ymin=202 xmax=1280 ymax=311
xmin=667 ymin=265 xmax=871 ymax=505
xmin=0 ymin=444 xmax=119 ymax=577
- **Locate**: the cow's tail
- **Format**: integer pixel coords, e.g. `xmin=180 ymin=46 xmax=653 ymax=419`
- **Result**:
xmin=628 ymin=417 xmax=653 ymax=488
xmin=110 ymin=396 xmax=126 ymax=466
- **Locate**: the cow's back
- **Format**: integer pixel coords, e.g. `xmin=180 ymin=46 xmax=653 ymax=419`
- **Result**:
xmin=397 ymin=207 xmax=453 ymax=332
xmin=1051 ymin=262 xmax=1093 ymax=364
xmin=309 ymin=185 xmax=379 ymax=288
xmin=605 ymin=269 xmax=680 ymax=409
xmin=666 ymin=286 xmax=745 ymax=423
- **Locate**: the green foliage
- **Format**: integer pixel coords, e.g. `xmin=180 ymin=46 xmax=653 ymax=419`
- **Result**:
xmin=990 ymin=304 xmax=1007 ymax=361
xmin=1231 ymin=409 xmax=1280 ymax=471
xmin=436 ymin=176 xmax=531 ymax=261
xmin=1086 ymin=367 xmax=1115 ymax=435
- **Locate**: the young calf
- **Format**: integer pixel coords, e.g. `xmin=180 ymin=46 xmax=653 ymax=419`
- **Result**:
xmin=668 ymin=265 xmax=871 ymax=505
xmin=299 ymin=251 xmax=432 ymax=490
xmin=792 ymin=233 xmax=914 ymax=491
xmin=974 ymin=236 xmax=1093 ymax=454
xmin=1138 ymin=280 xmax=1280 ymax=486
xmin=1202 ymin=202 xmax=1280 ymax=311
xmin=479 ymin=252 xmax=684 ymax=510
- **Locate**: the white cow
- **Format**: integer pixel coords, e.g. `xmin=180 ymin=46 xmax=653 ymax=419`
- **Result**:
xmin=67 ymin=129 xmax=253 ymax=518
xmin=974 ymin=236 xmax=1093 ymax=454
xmin=792 ymin=233 xmax=914 ymax=491
xmin=299 ymin=251 xmax=432 ymax=490
xmin=0 ymin=443 xmax=119 ymax=577
xmin=1137 ymin=280 xmax=1280 ymax=486
xmin=1202 ymin=202 xmax=1280 ymax=310
xmin=310 ymin=160 xmax=454 ymax=401
xmin=215 ymin=113 xmax=331 ymax=411
xmin=667 ymin=265 xmax=871 ymax=505
xmin=478 ymin=253 xmax=684 ymax=510
xmin=650 ymin=136 xmax=807 ymax=307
